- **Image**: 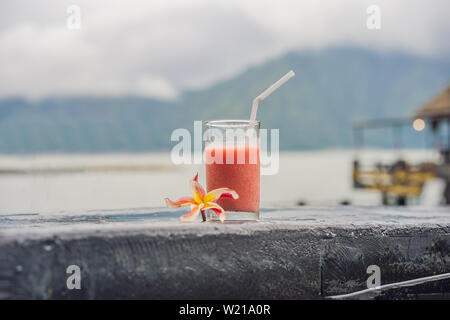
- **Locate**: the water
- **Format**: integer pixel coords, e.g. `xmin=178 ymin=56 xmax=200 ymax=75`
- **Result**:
xmin=0 ymin=149 xmax=441 ymax=214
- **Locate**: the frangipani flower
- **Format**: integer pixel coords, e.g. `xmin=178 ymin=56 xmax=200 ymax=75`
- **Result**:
xmin=165 ymin=173 xmax=239 ymax=222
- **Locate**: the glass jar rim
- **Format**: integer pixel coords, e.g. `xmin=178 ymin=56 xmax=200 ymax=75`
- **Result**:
xmin=204 ymin=119 xmax=260 ymax=128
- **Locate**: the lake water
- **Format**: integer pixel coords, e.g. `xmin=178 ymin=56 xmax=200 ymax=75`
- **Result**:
xmin=0 ymin=149 xmax=442 ymax=214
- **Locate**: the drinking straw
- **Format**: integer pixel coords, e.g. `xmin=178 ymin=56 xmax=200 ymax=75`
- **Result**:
xmin=250 ymin=70 xmax=295 ymax=123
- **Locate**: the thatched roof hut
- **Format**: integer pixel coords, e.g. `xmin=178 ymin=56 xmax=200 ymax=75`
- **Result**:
xmin=414 ymin=84 xmax=450 ymax=204
xmin=415 ymin=85 xmax=450 ymax=119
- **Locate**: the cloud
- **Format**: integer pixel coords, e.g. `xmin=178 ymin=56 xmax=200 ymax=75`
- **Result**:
xmin=0 ymin=0 xmax=448 ymax=100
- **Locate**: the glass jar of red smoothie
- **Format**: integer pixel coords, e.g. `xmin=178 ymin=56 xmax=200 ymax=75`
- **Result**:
xmin=204 ymin=119 xmax=260 ymax=221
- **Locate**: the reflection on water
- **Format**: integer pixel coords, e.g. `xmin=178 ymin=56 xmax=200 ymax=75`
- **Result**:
xmin=0 ymin=149 xmax=440 ymax=214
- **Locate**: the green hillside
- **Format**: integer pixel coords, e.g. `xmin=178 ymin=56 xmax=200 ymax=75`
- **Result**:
xmin=0 ymin=47 xmax=449 ymax=153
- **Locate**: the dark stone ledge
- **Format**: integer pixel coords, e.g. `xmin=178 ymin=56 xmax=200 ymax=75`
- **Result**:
xmin=0 ymin=207 xmax=449 ymax=299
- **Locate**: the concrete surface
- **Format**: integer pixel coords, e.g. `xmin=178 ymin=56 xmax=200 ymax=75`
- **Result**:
xmin=0 ymin=206 xmax=449 ymax=299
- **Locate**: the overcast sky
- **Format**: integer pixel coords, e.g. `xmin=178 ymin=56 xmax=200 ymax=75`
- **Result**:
xmin=0 ymin=0 xmax=449 ymax=100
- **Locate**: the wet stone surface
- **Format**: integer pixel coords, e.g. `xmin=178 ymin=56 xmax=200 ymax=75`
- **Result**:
xmin=0 ymin=206 xmax=449 ymax=299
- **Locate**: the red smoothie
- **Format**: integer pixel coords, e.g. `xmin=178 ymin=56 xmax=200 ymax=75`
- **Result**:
xmin=206 ymin=145 xmax=260 ymax=213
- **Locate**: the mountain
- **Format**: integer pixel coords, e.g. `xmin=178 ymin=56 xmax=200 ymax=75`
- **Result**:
xmin=0 ymin=47 xmax=449 ymax=153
